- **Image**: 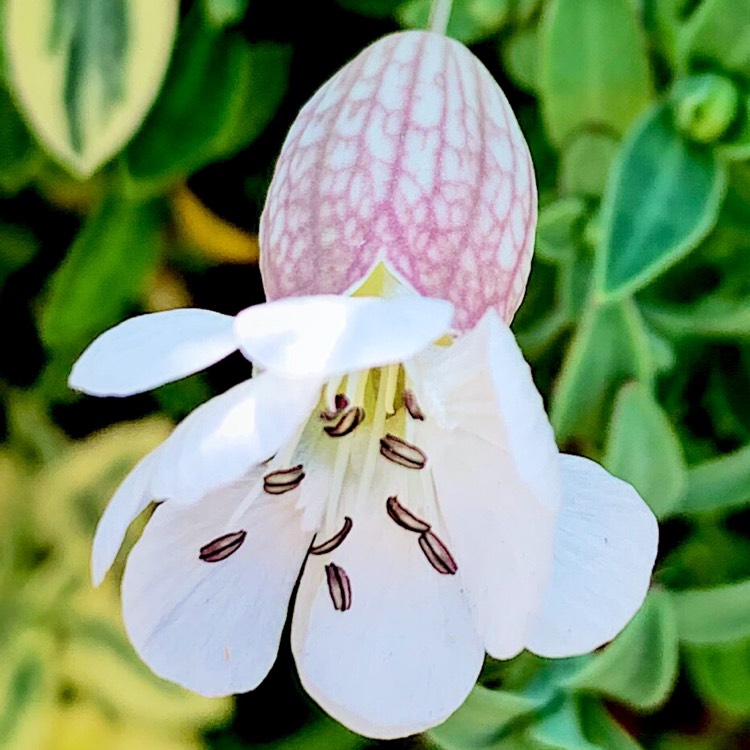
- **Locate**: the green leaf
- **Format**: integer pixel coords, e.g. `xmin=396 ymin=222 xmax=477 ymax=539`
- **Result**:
xmin=0 ymin=224 xmax=38 ymax=292
xmin=527 ymin=697 xmax=598 ymax=750
xmin=603 ymin=382 xmax=687 ymax=519
xmin=595 ymin=104 xmax=727 ymax=300
xmin=39 ymin=195 xmax=163 ymax=353
xmin=4 ymin=0 xmax=179 ymax=176
xmin=0 ymin=84 xmax=40 ymax=193
xmin=568 ymin=589 xmax=680 ymax=711
xmin=428 ymin=686 xmax=541 ymax=750
xmin=681 ymin=443 xmax=750 ymax=516
xmin=396 ymin=0 xmax=511 ymax=44
xmin=559 ymin=130 xmax=619 ymax=198
xmin=335 ymin=0 xmax=403 ymax=17
xmin=539 ymin=0 xmax=653 ymax=146
xmin=499 ymin=23 xmax=539 ymax=94
xmin=678 ymin=0 xmax=750 ymax=78
xmin=535 ymin=197 xmax=586 ymax=264
xmin=579 ymin=700 xmax=643 ymax=750
xmin=200 ymin=0 xmax=249 ymax=27
xmin=685 ymin=638 xmax=750 ymax=717
xmin=673 ymin=579 xmax=750 ymax=644
xmin=124 ymin=10 xmax=290 ymax=190
xmin=550 ymin=299 xmax=654 ymax=443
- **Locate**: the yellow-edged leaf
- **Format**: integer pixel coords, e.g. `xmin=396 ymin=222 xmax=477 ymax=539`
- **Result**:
xmin=4 ymin=0 xmax=178 ymax=177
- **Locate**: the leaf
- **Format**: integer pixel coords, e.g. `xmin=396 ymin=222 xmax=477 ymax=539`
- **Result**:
xmin=535 ymin=197 xmax=586 ymax=264
xmin=39 ymin=195 xmax=163 ymax=354
xmin=672 ymin=579 xmax=750 ymax=645
xmin=550 ymin=299 xmax=654 ymax=443
xmin=0 ymin=84 xmax=40 ymax=193
xmin=539 ymin=0 xmax=653 ymax=146
xmin=681 ymin=443 xmax=750 ymax=516
xmin=499 ymin=23 xmax=539 ymax=94
xmin=559 ymin=130 xmax=619 ymax=198
xmin=62 ymin=619 xmax=232 ymax=732
xmin=579 ymin=700 xmax=643 ymax=750
xmin=603 ymin=381 xmax=687 ymax=519
xmin=595 ymin=104 xmax=727 ymax=300
xmin=527 ymin=697 xmax=598 ymax=750
xmin=335 ymin=0 xmax=404 ymax=17
xmin=0 ymin=628 xmax=57 ymax=749
xmin=201 ymin=0 xmax=249 ymax=27
xmin=124 ymin=9 xmax=290 ymax=190
xmin=677 ymin=0 xmax=750 ymax=78
xmin=3 ymin=0 xmax=178 ymax=177
xmin=642 ymin=294 xmax=750 ymax=341
xmin=428 ymin=686 xmax=541 ymax=750
xmin=0 ymin=224 xmax=38 ymax=293
xmin=568 ymin=589 xmax=680 ymax=711
xmin=396 ymin=0 xmax=511 ymax=44
xmin=685 ymin=638 xmax=750 ymax=717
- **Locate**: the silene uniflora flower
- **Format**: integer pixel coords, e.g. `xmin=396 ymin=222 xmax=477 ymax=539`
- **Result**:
xmin=70 ymin=31 xmax=659 ymax=740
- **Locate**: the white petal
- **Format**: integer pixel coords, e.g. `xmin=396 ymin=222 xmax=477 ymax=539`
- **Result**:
xmin=234 ymin=295 xmax=454 ymax=380
xmin=426 ymin=428 xmax=557 ymax=660
xmin=292 ymin=507 xmax=484 ymax=739
xmin=122 ymin=482 xmax=312 ymax=697
xmin=527 ymin=454 xmax=659 ymax=658
xmin=69 ymin=309 xmax=237 ymax=397
xmin=150 ymin=373 xmax=321 ymax=505
xmin=406 ymin=309 xmax=560 ymax=512
xmin=91 ymin=448 xmax=160 ymax=586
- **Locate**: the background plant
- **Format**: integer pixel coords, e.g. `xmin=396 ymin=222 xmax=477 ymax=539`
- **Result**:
xmin=0 ymin=0 xmax=749 ymax=748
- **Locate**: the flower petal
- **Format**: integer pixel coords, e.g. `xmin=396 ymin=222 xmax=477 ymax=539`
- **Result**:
xmin=122 ymin=482 xmax=312 ymax=697
xmin=91 ymin=448 xmax=160 ymax=586
xmin=69 ymin=309 xmax=237 ymax=397
xmin=150 ymin=373 xmax=321 ymax=506
xmin=292 ymin=506 xmax=484 ymax=739
xmin=406 ymin=309 xmax=561 ymax=512
xmin=425 ymin=428 xmax=557 ymax=660
xmin=526 ymin=454 xmax=659 ymax=658
xmin=234 ymin=295 xmax=454 ymax=380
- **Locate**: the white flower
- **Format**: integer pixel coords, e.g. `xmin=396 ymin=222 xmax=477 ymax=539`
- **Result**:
xmin=71 ymin=292 xmax=658 ymax=740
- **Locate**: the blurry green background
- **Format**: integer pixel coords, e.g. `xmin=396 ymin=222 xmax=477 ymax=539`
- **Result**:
xmin=1 ymin=0 xmax=750 ymax=748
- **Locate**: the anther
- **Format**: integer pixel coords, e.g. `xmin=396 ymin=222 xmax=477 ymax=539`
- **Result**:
xmin=386 ymin=496 xmax=431 ymax=533
xmin=310 ymin=517 xmax=353 ymax=555
xmin=199 ymin=530 xmax=247 ymax=563
xmin=403 ymin=389 xmax=425 ymax=421
xmin=379 ymin=434 xmax=427 ymax=470
xmin=321 ymin=393 xmax=349 ymax=420
xmin=325 ymin=562 xmax=352 ymax=611
xmin=324 ymin=406 xmax=365 ymax=437
xmin=418 ymin=531 xmax=458 ymax=575
xmin=263 ymin=465 xmax=305 ymax=495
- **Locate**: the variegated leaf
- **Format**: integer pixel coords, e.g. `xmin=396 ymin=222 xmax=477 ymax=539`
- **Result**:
xmin=4 ymin=0 xmax=178 ymax=177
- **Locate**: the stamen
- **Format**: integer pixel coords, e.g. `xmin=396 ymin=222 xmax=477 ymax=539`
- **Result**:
xmin=321 ymin=393 xmax=349 ymax=420
xmin=310 ymin=516 xmax=353 ymax=555
xmin=263 ymin=464 xmax=305 ymax=495
xmin=199 ymin=530 xmax=247 ymax=563
xmin=386 ymin=496 xmax=431 ymax=533
xmin=418 ymin=531 xmax=458 ymax=575
xmin=324 ymin=406 xmax=365 ymax=437
xmin=379 ymin=434 xmax=427 ymax=470
xmin=325 ymin=562 xmax=352 ymax=611
xmin=403 ymin=389 xmax=425 ymax=421
xmin=383 ymin=364 xmax=399 ymax=416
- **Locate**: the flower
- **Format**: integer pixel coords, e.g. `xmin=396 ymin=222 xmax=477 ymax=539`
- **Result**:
xmin=71 ymin=291 xmax=658 ymax=740
xmin=70 ymin=26 xmax=658 ymax=741
xmin=260 ymin=29 xmax=536 ymax=331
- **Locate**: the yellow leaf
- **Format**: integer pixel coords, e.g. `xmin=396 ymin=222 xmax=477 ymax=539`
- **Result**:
xmin=60 ymin=625 xmax=232 ymax=733
xmin=4 ymin=0 xmax=179 ymax=177
xmin=172 ymin=184 xmax=259 ymax=264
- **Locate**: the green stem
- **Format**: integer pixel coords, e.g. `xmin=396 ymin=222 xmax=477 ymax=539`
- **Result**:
xmin=428 ymin=0 xmax=453 ymax=34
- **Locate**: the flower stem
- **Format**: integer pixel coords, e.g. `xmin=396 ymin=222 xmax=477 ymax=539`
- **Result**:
xmin=428 ymin=0 xmax=453 ymax=35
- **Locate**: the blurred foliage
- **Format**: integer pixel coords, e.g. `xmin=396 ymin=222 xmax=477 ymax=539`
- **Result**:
xmin=0 ymin=0 xmax=749 ymax=748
